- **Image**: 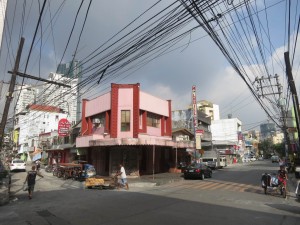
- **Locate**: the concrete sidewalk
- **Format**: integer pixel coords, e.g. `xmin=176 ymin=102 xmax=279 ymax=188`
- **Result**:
xmin=127 ymin=172 xmax=184 ymax=188
xmin=39 ymin=166 xmax=184 ymax=189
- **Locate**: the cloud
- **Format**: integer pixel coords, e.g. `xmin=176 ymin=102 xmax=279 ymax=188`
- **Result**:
xmin=1 ymin=0 xmax=299 ymax=132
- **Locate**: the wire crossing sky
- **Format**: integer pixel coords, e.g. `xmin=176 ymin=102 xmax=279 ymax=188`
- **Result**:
xmin=0 ymin=0 xmax=299 ymax=132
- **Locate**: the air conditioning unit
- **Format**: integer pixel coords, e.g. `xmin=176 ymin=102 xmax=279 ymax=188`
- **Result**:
xmin=92 ymin=118 xmax=101 ymax=124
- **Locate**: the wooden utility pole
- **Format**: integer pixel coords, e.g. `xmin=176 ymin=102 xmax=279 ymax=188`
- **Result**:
xmin=284 ymin=51 xmax=300 ymax=150
xmin=0 ymin=37 xmax=24 ymax=148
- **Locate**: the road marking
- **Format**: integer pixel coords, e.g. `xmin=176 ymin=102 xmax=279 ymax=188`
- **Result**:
xmin=162 ymin=180 xmax=262 ymax=194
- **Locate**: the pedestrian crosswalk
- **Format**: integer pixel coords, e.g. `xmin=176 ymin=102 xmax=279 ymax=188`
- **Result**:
xmin=162 ymin=179 xmax=262 ymax=194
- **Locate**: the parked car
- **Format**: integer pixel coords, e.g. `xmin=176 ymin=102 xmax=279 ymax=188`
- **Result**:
xmin=9 ymin=159 xmax=26 ymax=172
xmin=183 ymin=163 xmax=212 ymax=180
xmin=271 ymin=155 xmax=279 ymax=163
xmin=250 ymin=156 xmax=257 ymax=161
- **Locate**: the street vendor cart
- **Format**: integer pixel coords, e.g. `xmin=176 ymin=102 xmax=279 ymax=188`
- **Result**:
xmin=85 ymin=176 xmax=117 ymax=190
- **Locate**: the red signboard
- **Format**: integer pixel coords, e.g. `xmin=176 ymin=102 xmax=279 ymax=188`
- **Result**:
xmin=192 ymin=85 xmax=197 ymax=128
xmin=58 ymin=118 xmax=71 ymax=137
xmin=196 ymin=129 xmax=204 ymax=134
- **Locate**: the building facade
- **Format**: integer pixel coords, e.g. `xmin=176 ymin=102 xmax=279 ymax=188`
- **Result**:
xmin=37 ymin=73 xmax=79 ymax=125
xmin=172 ymin=109 xmax=212 ymax=150
xmin=76 ymin=83 xmax=193 ymax=176
xmin=56 ymin=60 xmax=83 ymax=122
xmin=15 ymin=104 xmax=68 ymax=162
xmin=210 ymin=118 xmax=243 ymax=163
xmin=197 ymin=100 xmax=220 ymax=120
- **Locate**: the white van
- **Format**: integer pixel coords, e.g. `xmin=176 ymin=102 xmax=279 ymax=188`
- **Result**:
xmin=219 ymin=157 xmax=227 ymax=168
xmin=202 ymin=157 xmax=227 ymax=169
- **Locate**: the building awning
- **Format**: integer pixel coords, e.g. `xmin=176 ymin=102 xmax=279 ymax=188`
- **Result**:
xmin=32 ymin=152 xmax=42 ymax=161
xmin=30 ymin=149 xmax=42 ymax=156
xmin=30 ymin=149 xmax=43 ymax=161
xmin=89 ymin=138 xmax=195 ymax=148
xmin=46 ymin=144 xmax=75 ymax=151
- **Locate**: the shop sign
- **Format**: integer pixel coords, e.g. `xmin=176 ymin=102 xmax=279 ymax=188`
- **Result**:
xmin=58 ymin=118 xmax=71 ymax=137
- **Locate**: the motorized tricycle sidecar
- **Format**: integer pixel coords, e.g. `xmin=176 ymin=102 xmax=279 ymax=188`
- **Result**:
xmin=261 ymin=173 xmax=286 ymax=198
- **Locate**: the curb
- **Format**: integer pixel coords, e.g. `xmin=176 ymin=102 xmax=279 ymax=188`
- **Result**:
xmin=129 ymin=182 xmax=157 ymax=188
xmin=288 ymin=174 xmax=299 ymax=195
xmin=0 ymin=177 xmax=10 ymax=206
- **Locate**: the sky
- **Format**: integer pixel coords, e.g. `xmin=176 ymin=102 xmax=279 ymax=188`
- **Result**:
xmin=0 ymin=0 xmax=300 ymax=132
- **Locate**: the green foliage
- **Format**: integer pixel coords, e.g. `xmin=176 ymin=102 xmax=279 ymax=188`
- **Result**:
xmin=273 ymin=143 xmax=285 ymax=157
xmin=258 ymin=139 xmax=285 ymax=158
xmin=258 ymin=139 xmax=272 ymax=155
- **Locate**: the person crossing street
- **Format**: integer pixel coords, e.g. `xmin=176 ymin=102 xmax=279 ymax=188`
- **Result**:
xmin=116 ymin=163 xmax=129 ymax=190
xmin=24 ymin=165 xmax=44 ymax=199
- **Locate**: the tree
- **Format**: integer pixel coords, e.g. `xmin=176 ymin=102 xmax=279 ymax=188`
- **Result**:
xmin=258 ymin=139 xmax=273 ymax=158
xmin=273 ymin=143 xmax=285 ymax=157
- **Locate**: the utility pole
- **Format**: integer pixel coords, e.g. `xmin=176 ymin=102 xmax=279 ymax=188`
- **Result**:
xmin=0 ymin=37 xmax=24 ymax=149
xmin=254 ymin=74 xmax=290 ymax=157
xmin=284 ymin=51 xmax=300 ymax=154
xmin=275 ymin=74 xmax=289 ymax=158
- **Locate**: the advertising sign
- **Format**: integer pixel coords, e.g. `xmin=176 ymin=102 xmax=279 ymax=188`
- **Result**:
xmin=192 ymin=85 xmax=197 ymax=128
xmin=195 ymin=132 xmax=202 ymax=150
xmin=58 ymin=118 xmax=71 ymax=137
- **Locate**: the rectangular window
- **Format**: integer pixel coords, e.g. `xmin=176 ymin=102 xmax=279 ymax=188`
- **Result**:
xmin=147 ymin=112 xmax=160 ymax=128
xmin=121 ymin=110 xmax=130 ymax=131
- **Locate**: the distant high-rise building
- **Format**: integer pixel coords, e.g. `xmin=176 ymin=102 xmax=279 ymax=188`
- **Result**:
xmin=56 ymin=60 xmax=82 ymax=122
xmin=57 ymin=60 xmax=82 ymax=79
xmin=260 ymin=123 xmax=276 ymax=140
xmin=15 ymin=85 xmax=37 ymax=114
xmin=37 ymin=72 xmax=79 ymax=125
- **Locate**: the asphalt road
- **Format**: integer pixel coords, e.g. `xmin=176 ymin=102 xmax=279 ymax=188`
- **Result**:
xmin=1 ymin=160 xmax=300 ymax=225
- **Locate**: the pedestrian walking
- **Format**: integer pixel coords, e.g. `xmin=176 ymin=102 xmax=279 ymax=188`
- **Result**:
xmin=36 ymin=160 xmax=41 ymax=171
xmin=116 ymin=163 xmax=129 ymax=190
xmin=24 ymin=165 xmax=44 ymax=199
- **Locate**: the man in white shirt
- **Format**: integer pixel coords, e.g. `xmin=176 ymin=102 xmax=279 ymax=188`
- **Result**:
xmin=117 ymin=164 xmax=129 ymax=190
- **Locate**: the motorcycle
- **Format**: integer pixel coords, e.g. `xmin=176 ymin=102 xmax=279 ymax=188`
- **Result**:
xmin=261 ymin=173 xmax=286 ymax=198
xmin=45 ymin=164 xmax=55 ymax=173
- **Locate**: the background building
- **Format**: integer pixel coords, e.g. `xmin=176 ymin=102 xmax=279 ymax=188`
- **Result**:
xmin=56 ymin=60 xmax=82 ymax=122
xmin=210 ymin=117 xmax=242 ymax=163
xmin=36 ymin=72 xmax=79 ymax=125
xmin=16 ymin=105 xmax=68 ymax=162
xmin=260 ymin=123 xmax=276 ymax=140
xmin=197 ymin=100 xmax=220 ymax=120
